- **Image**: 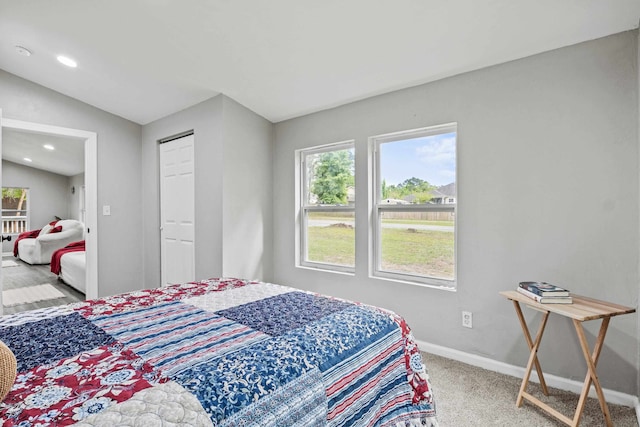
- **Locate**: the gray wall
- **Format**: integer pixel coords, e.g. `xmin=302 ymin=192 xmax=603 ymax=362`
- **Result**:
xmin=142 ymin=96 xmax=224 ymax=285
xmin=637 ymin=27 xmax=640 ymax=401
xmin=1 ymin=160 xmax=70 ymax=252
xmin=222 ymin=97 xmax=273 ymax=281
xmin=0 ymin=70 xmax=143 ymax=297
xmin=273 ymin=31 xmax=639 ymax=395
xmin=68 ymin=173 xmax=85 ymax=222
xmin=141 ymin=95 xmax=273 ymax=286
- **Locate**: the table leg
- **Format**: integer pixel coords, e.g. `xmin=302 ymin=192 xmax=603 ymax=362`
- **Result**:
xmin=513 ymin=301 xmax=550 ymax=406
xmin=571 ymin=318 xmax=612 ymax=427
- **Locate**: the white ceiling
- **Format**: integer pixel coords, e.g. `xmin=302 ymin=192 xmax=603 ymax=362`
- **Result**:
xmin=0 ymin=1 xmax=639 ymax=125
xmin=2 ymin=128 xmax=84 ymax=176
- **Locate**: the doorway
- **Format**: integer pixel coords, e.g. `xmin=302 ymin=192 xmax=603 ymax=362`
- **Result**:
xmin=0 ymin=114 xmax=98 ymax=315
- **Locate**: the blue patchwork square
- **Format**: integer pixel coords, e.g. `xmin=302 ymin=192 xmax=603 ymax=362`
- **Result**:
xmin=172 ymin=335 xmax=317 ymax=424
xmin=216 ymin=291 xmax=352 ymax=335
xmin=0 ymin=312 xmax=114 ymax=372
xmin=284 ymin=305 xmax=399 ymax=372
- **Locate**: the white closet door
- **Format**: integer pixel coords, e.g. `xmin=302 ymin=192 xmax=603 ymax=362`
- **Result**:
xmin=159 ymin=134 xmax=195 ymax=286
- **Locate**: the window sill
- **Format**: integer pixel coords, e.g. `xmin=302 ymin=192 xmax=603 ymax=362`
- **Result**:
xmin=370 ymin=272 xmax=457 ymax=292
xmin=297 ymin=263 xmax=355 ymax=276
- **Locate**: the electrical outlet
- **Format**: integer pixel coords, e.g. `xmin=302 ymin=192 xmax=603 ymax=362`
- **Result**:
xmin=462 ymin=311 xmax=473 ymax=328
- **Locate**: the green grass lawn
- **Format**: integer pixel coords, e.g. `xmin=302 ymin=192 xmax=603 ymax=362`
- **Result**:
xmin=307 ymin=225 xmax=355 ymax=266
xmin=380 ymin=228 xmax=454 ymax=278
xmin=307 ymin=225 xmax=454 ymax=278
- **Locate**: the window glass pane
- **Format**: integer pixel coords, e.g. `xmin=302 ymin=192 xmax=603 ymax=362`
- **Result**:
xmin=379 ymin=132 xmax=455 ymax=204
xmin=379 ymin=210 xmax=455 ymax=280
xmin=306 ymin=210 xmax=355 ymax=267
xmin=305 ymin=148 xmax=355 ymax=206
xmin=376 ymin=128 xmax=456 ymax=282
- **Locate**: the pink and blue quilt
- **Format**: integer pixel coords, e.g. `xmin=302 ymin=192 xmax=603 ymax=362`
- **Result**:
xmin=0 ymin=278 xmax=438 ymax=426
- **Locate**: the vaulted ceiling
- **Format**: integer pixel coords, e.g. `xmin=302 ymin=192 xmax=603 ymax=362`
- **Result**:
xmin=1 ymin=1 xmax=639 ymax=126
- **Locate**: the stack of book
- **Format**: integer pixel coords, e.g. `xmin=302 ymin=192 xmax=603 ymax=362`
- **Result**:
xmin=516 ymin=281 xmax=572 ymax=304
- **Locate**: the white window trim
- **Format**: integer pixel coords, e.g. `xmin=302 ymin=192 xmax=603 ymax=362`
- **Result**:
xmin=296 ymin=140 xmax=356 ymax=274
xmin=1 ymin=187 xmax=30 ymax=236
xmin=369 ymin=123 xmax=458 ymax=289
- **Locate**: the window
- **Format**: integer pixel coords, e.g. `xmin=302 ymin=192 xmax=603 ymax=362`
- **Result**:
xmin=298 ymin=141 xmax=355 ymax=272
xmin=370 ymin=123 xmax=457 ymax=287
xmin=2 ymin=187 xmax=30 ymax=235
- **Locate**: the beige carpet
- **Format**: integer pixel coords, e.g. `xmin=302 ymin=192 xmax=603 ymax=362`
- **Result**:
xmin=424 ymin=352 xmax=638 ymax=426
xmin=2 ymin=283 xmax=65 ymax=307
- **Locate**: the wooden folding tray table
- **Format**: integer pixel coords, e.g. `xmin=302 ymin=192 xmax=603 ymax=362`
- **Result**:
xmin=500 ymin=290 xmax=635 ymax=427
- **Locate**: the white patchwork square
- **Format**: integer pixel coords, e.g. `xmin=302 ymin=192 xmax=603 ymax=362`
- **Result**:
xmin=0 ymin=304 xmax=74 ymax=327
xmin=183 ymin=282 xmax=295 ymax=312
xmin=74 ymin=381 xmax=212 ymax=427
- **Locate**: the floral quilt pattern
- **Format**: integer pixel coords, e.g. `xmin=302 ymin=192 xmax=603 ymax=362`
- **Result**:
xmin=0 ymin=278 xmax=438 ymax=426
xmin=1 ymin=343 xmax=164 ymax=426
xmin=0 ymin=312 xmax=113 ymax=373
xmin=216 ymin=291 xmax=352 ymax=336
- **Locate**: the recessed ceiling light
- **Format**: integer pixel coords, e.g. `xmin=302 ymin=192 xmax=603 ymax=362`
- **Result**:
xmin=15 ymin=46 xmax=32 ymax=57
xmin=57 ymin=55 xmax=77 ymax=68
xmin=43 ymin=144 xmax=55 ymax=150
xmin=23 ymin=158 xmax=32 ymax=163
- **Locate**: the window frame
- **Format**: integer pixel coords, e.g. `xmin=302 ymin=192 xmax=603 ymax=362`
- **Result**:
xmin=1 ymin=187 xmax=31 ymax=236
xmin=369 ymin=123 xmax=457 ymax=289
xmin=296 ymin=140 xmax=356 ymax=274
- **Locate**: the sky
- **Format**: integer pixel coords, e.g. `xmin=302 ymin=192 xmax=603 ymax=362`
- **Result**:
xmin=380 ymin=132 xmax=456 ymax=187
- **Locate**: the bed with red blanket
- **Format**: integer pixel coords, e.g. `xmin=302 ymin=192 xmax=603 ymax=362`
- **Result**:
xmin=0 ymin=278 xmax=438 ymax=426
xmin=51 ymin=240 xmax=86 ymax=294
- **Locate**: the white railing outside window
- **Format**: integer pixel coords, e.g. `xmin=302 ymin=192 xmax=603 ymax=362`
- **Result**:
xmin=2 ymin=210 xmax=29 ymax=234
xmin=2 ymin=187 xmax=30 ymax=236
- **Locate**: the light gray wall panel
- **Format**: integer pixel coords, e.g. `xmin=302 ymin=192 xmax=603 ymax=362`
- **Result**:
xmin=637 ymin=27 xmax=640 ymax=401
xmin=0 ymin=70 xmax=142 ymax=297
xmin=67 ymin=173 xmax=85 ymax=222
xmin=222 ymin=96 xmax=274 ymax=282
xmin=141 ymin=95 xmax=274 ymax=286
xmin=273 ymin=31 xmax=639 ymax=395
xmin=141 ymin=96 xmax=224 ymax=286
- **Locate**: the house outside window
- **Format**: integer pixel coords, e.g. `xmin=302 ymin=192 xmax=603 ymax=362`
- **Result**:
xmin=297 ymin=141 xmax=355 ymax=272
xmin=370 ymin=123 xmax=457 ymax=288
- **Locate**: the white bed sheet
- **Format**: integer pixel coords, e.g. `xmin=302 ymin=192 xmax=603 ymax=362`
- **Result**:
xmin=59 ymin=251 xmax=86 ymax=294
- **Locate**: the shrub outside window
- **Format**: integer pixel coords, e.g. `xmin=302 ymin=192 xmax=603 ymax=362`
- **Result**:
xmin=298 ymin=141 xmax=355 ymax=272
xmin=370 ymin=123 xmax=457 ymax=288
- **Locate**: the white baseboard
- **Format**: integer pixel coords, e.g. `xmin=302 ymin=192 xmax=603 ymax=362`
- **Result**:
xmin=417 ymin=340 xmax=639 ymax=410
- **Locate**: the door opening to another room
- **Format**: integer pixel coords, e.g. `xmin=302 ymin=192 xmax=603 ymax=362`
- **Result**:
xmin=0 ymin=113 xmax=98 ymax=315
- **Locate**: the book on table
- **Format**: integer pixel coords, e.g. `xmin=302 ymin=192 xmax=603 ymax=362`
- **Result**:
xmin=518 ymin=281 xmax=570 ymax=297
xmin=516 ymin=286 xmax=573 ymax=304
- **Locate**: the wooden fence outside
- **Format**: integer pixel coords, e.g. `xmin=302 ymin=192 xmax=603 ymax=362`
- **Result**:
xmin=311 ymin=210 xmax=454 ymax=221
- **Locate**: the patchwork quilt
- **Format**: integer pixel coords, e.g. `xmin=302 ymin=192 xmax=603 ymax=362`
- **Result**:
xmin=0 ymin=278 xmax=438 ymax=426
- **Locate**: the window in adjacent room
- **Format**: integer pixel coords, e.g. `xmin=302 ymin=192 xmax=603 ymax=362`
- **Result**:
xmin=1 ymin=187 xmax=30 ymax=235
xmin=297 ymin=141 xmax=355 ymax=272
xmin=370 ymin=123 xmax=457 ymax=288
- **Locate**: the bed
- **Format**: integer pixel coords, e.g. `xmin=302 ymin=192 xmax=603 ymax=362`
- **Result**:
xmin=51 ymin=241 xmax=86 ymax=294
xmin=0 ymin=278 xmax=438 ymax=426
xmin=58 ymin=252 xmax=86 ymax=294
